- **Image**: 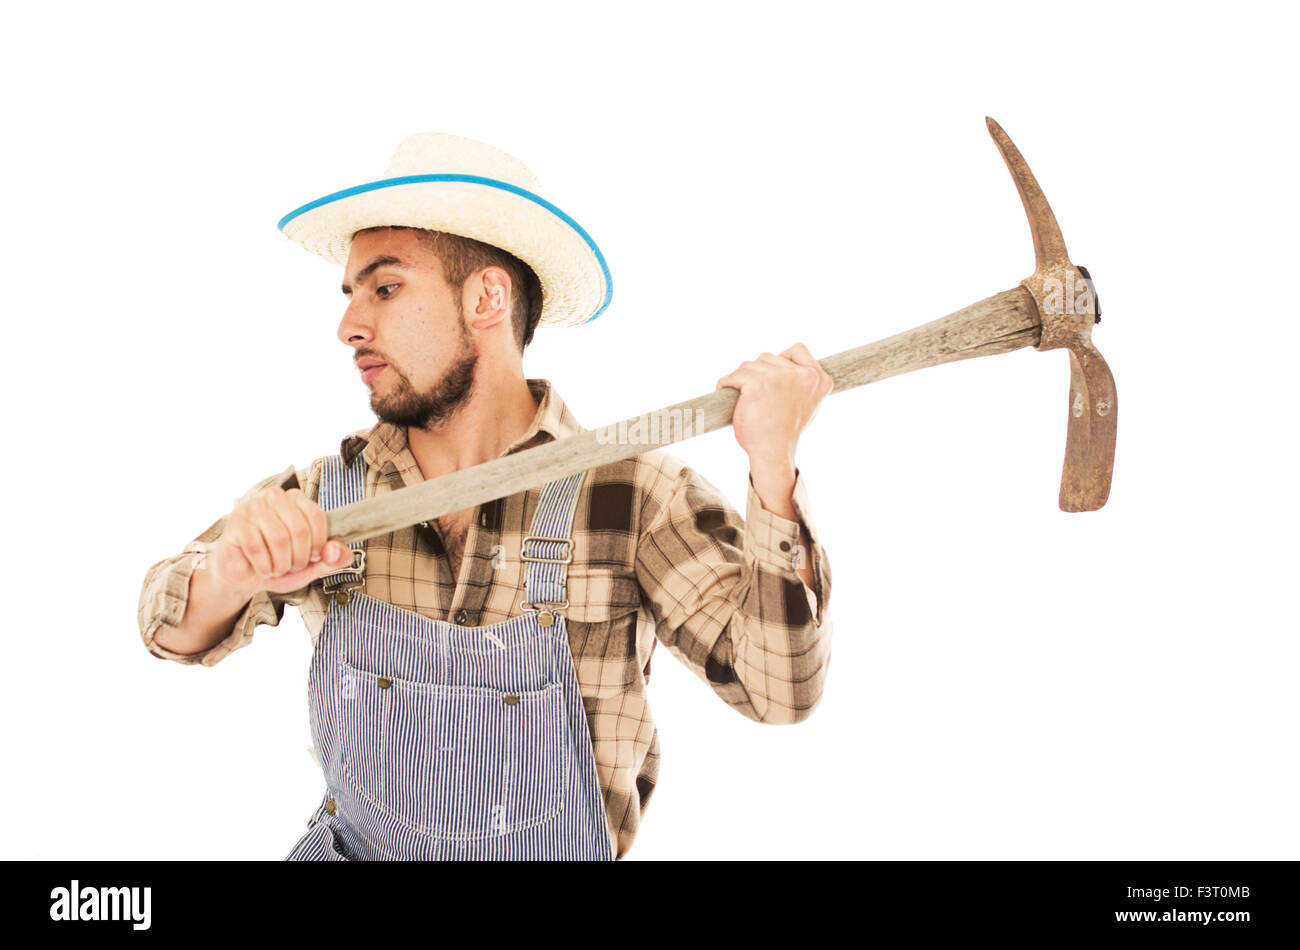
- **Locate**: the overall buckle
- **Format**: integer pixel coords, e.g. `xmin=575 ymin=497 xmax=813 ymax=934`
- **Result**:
xmin=520 ymin=535 xmax=574 ymax=565
xmin=326 ymin=547 xmax=366 ymax=606
xmin=520 ymin=598 xmax=569 ymax=627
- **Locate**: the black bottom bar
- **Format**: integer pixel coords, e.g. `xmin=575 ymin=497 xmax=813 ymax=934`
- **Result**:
xmin=12 ymin=860 xmax=1293 ymax=938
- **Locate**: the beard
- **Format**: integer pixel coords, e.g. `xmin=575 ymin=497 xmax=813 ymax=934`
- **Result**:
xmin=370 ymin=306 xmax=479 ymax=432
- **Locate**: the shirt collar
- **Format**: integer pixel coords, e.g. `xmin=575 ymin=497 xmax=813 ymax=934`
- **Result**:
xmin=339 ymin=378 xmax=582 ymax=471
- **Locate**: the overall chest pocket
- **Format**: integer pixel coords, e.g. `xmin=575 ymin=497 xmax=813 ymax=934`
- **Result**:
xmin=335 ymin=659 xmax=567 ymax=840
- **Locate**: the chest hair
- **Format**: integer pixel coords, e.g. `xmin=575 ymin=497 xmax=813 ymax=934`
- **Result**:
xmin=431 ymin=511 xmax=472 ymax=581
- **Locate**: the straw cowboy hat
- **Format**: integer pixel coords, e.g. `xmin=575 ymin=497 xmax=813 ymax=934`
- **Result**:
xmin=277 ymin=133 xmax=612 ymax=328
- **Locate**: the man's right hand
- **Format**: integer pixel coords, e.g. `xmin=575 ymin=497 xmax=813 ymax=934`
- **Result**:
xmin=206 ymin=485 xmax=353 ymax=597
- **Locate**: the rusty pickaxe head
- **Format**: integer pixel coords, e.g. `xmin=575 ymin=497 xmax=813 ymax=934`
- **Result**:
xmin=985 ymin=117 xmax=1117 ymax=512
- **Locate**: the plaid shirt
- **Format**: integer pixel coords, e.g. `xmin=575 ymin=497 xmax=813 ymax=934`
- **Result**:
xmin=138 ymin=378 xmax=833 ymax=859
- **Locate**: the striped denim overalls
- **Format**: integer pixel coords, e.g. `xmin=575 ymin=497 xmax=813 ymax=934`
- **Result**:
xmin=285 ymin=451 xmax=613 ymax=861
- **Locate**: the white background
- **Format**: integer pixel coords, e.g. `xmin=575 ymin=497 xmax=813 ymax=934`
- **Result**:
xmin=2 ymin=1 xmax=1295 ymax=860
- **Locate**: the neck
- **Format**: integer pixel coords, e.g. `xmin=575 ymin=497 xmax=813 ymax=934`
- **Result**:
xmin=406 ymin=364 xmax=538 ymax=484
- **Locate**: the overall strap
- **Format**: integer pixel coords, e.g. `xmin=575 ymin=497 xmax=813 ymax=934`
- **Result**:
xmin=318 ymin=452 xmax=368 ymax=595
xmin=521 ymin=472 xmax=587 ymax=613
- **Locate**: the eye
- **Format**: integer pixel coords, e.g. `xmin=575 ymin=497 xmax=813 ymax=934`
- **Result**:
xmin=376 ymin=283 xmax=399 ymax=299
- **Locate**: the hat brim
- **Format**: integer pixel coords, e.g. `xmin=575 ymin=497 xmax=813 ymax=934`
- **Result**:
xmin=278 ymin=174 xmax=611 ymax=328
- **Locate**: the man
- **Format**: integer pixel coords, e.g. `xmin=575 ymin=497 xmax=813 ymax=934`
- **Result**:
xmin=138 ymin=133 xmax=834 ymax=860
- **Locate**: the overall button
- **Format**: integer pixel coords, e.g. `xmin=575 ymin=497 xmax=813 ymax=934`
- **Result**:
xmin=325 ymin=799 xmax=337 ymax=815
xmin=536 ymin=610 xmax=555 ymax=627
xmin=453 ymin=609 xmax=469 ymax=624
xmin=335 ymin=590 xmax=351 ymax=606
xmin=504 ymin=694 xmax=519 ymax=706
xmin=376 ymin=676 xmax=392 ymax=689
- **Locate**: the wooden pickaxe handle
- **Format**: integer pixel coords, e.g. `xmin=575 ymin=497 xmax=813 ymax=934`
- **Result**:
xmin=323 ymin=285 xmax=1042 ymax=545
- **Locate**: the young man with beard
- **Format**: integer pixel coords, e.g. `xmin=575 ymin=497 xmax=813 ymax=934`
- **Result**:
xmin=138 ymin=133 xmax=835 ymax=860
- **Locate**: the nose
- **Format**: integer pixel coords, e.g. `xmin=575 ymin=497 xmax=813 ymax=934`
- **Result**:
xmin=337 ymin=297 xmax=374 ymax=347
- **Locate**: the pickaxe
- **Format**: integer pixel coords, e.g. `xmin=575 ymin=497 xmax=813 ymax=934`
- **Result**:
xmin=321 ymin=117 xmax=1117 ymax=546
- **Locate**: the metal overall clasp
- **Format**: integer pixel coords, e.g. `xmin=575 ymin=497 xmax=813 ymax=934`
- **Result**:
xmin=519 ymin=535 xmax=572 ymax=626
xmin=329 ymin=547 xmax=367 ymax=606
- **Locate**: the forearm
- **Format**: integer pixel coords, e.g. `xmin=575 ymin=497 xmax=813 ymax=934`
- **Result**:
xmin=636 ymin=456 xmax=832 ymax=724
xmin=153 ymin=556 xmax=255 ymax=657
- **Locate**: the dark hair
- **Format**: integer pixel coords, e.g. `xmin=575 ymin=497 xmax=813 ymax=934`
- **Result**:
xmin=359 ymin=226 xmax=543 ymax=351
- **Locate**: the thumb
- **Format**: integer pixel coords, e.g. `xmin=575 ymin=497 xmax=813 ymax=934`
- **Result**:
xmin=263 ymin=542 xmax=354 ymax=594
xmin=319 ymin=541 xmax=352 ymax=567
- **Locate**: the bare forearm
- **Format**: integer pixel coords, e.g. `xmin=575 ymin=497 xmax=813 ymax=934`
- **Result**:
xmin=154 ymin=558 xmax=255 ymax=657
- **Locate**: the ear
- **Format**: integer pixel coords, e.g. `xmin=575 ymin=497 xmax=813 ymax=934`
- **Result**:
xmin=467 ymin=266 xmax=511 ymax=331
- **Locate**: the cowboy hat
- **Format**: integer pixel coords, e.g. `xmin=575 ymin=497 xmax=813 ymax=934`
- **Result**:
xmin=277 ymin=132 xmax=612 ymax=328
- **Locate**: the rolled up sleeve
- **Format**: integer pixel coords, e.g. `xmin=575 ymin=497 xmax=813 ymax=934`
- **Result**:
xmin=137 ymin=464 xmax=310 ymax=667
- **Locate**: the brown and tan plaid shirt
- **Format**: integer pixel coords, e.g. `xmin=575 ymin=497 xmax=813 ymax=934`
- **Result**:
xmin=138 ymin=378 xmax=833 ymax=859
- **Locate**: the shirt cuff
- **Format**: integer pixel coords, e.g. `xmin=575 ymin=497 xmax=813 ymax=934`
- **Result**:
xmin=139 ymin=550 xmax=200 ymax=662
xmin=140 ymin=548 xmax=284 ymax=667
xmin=744 ymin=468 xmax=831 ymax=624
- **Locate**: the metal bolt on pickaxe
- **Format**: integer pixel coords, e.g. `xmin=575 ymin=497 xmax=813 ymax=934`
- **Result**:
xmin=319 ymin=117 xmax=1117 ymax=546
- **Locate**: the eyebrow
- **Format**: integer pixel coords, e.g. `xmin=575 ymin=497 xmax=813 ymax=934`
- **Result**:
xmin=341 ymin=256 xmax=413 ymax=295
